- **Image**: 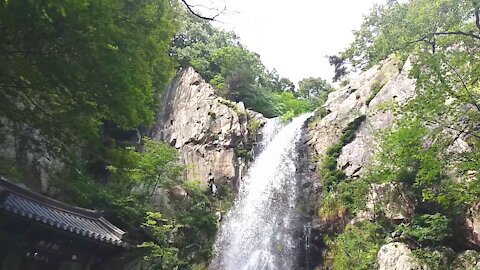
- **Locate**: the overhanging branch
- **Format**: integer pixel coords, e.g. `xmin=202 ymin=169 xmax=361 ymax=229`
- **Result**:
xmin=430 ymin=31 xmax=480 ymax=40
xmin=180 ymin=0 xmax=226 ymax=21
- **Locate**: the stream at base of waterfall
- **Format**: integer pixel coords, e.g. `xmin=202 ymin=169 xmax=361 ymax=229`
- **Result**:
xmin=211 ymin=113 xmax=314 ymax=270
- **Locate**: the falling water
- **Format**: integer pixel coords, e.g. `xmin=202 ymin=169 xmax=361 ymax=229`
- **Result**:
xmin=211 ymin=113 xmax=314 ymax=270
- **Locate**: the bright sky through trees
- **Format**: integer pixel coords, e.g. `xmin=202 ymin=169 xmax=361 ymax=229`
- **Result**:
xmin=192 ymin=0 xmax=389 ymax=83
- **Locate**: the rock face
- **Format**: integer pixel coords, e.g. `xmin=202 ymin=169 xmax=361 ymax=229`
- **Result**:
xmin=356 ymin=183 xmax=416 ymax=223
xmin=0 ymin=118 xmax=63 ymax=192
xmin=466 ymin=203 xmax=480 ymax=248
xmin=150 ymin=67 xmax=265 ymax=189
xmin=307 ymin=58 xmax=416 ymax=178
xmin=452 ymin=250 xmax=480 ymax=270
xmin=306 ymin=58 xmax=421 ymax=268
xmin=377 ymin=243 xmax=425 ymax=270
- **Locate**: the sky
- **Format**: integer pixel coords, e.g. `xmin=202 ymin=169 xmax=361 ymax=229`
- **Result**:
xmin=189 ymin=0 xmax=387 ymax=84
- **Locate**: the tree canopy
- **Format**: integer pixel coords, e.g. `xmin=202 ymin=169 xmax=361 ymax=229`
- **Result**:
xmin=0 ymin=0 xmax=175 ymax=158
xmin=170 ymin=10 xmax=333 ymax=119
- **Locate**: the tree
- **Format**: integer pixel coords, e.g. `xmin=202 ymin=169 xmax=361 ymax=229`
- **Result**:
xmin=297 ymin=77 xmax=334 ymax=108
xmin=0 ymin=0 xmax=175 ymax=161
xmin=277 ymin=77 xmax=296 ymax=93
xmin=328 ymin=55 xmax=349 ymax=82
xmin=298 ymin=77 xmax=334 ymax=99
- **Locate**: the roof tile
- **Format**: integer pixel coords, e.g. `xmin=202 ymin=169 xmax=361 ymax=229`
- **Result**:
xmin=0 ymin=178 xmax=128 ymax=247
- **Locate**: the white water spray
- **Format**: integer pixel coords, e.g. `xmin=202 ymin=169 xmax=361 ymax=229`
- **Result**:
xmin=211 ymin=113 xmax=313 ymax=270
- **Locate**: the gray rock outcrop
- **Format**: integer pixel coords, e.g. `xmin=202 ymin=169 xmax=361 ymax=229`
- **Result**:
xmin=377 ymin=243 xmax=425 ymax=270
xmin=307 ymin=57 xmax=416 ymax=177
xmin=355 ymin=182 xmax=416 ymax=223
xmin=150 ymin=67 xmax=265 ymax=189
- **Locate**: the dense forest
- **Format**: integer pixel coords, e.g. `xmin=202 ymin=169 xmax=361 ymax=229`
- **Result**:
xmin=1 ymin=0 xmax=480 ymax=269
xmin=0 ymin=1 xmax=331 ymax=269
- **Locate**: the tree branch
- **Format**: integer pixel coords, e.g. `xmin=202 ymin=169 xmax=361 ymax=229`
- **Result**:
xmin=474 ymin=2 xmax=480 ymax=32
xmin=180 ymin=0 xmax=226 ymax=21
xmin=441 ymin=57 xmax=480 ymax=112
xmin=431 ymin=31 xmax=480 ymax=40
xmin=406 ymin=31 xmax=480 ymax=50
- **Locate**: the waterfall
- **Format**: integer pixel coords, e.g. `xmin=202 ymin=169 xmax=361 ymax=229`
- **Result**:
xmin=211 ymin=113 xmax=314 ymax=270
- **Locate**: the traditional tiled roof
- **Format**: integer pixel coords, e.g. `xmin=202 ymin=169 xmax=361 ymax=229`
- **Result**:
xmin=0 ymin=177 xmax=127 ymax=247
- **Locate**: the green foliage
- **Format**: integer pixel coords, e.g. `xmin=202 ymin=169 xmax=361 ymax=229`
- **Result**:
xmin=325 ymin=222 xmax=385 ymax=270
xmin=340 ymin=0 xmax=480 ymax=135
xmin=0 ymin=0 xmax=175 ymax=160
xmin=0 ymin=1 xmax=301 ymax=269
xmin=57 ymin=138 xmax=182 ymax=221
xmin=297 ymin=77 xmax=334 ymax=108
xmin=56 ymin=138 xmax=219 ymax=269
xmin=139 ymin=211 xmax=183 ymax=270
xmin=365 ymin=119 xmax=426 ymax=185
xmin=396 ymin=214 xmax=452 ymax=245
xmin=177 ymin=180 xmax=217 ymax=265
xmin=324 ymin=1 xmax=480 ymax=264
xmin=211 ymin=47 xmax=279 ymax=117
xmin=170 ymin=10 xmax=326 ymax=118
xmin=280 ymin=110 xmax=296 ymax=123
xmin=108 ymin=138 xmax=183 ymax=205
xmin=218 ymin=99 xmax=246 ymax=117
xmin=0 ymin=157 xmax=22 ymax=181
xmin=411 ymin=247 xmax=455 ymax=270
xmin=235 ymin=144 xmax=253 ymax=161
xmin=318 ymin=178 xmax=371 ymax=219
xmin=342 ymin=0 xmax=476 ymax=70
xmin=364 ymin=118 xmax=477 ymax=216
xmin=247 ymin=118 xmax=262 ymax=140
xmin=274 ymin=91 xmax=311 ymax=121
xmin=170 ymin=12 xmax=280 ymax=117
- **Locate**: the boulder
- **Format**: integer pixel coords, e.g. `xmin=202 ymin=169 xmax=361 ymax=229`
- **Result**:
xmin=377 ymin=242 xmax=425 ymax=270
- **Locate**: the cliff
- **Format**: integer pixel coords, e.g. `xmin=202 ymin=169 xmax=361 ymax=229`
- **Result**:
xmin=307 ymin=57 xmax=478 ymax=269
xmin=150 ymin=67 xmax=266 ymax=191
xmin=308 ymin=57 xmax=415 ymax=178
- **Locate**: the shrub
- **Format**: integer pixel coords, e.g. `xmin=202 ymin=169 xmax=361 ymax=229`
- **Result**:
xmin=396 ymin=214 xmax=452 ymax=245
xmin=412 ymin=247 xmax=455 ymax=270
xmin=325 ymin=222 xmax=385 ymax=270
xmin=280 ymin=110 xmax=296 ymax=123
